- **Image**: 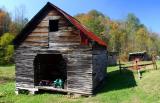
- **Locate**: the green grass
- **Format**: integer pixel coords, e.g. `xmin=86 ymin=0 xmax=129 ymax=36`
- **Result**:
xmin=0 ymin=61 xmax=160 ymax=103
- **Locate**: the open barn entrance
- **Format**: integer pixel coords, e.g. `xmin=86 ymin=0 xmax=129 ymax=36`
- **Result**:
xmin=34 ymin=54 xmax=67 ymax=90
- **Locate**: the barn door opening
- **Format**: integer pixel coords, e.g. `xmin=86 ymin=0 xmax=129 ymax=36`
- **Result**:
xmin=34 ymin=54 xmax=67 ymax=89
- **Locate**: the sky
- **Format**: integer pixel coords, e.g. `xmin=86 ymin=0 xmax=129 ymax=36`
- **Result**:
xmin=0 ymin=0 xmax=160 ymax=33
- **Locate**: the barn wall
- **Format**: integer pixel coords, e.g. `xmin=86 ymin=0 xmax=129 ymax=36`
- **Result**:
xmin=15 ymin=48 xmax=35 ymax=88
xmin=15 ymin=8 xmax=52 ymax=89
xmin=15 ymin=48 xmax=65 ymax=88
xmin=48 ymin=26 xmax=93 ymax=94
xmin=66 ymin=48 xmax=92 ymax=94
xmin=92 ymin=47 xmax=107 ymax=90
xmin=15 ymin=8 xmax=93 ymax=94
xmin=47 ymin=8 xmax=93 ymax=94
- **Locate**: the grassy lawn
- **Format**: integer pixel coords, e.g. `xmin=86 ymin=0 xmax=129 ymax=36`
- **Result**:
xmin=0 ymin=61 xmax=160 ymax=103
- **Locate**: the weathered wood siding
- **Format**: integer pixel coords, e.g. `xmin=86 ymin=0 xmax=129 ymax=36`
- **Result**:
xmin=92 ymin=46 xmax=107 ymax=90
xmin=15 ymin=8 xmax=93 ymax=95
xmin=15 ymin=48 xmax=35 ymax=88
xmin=47 ymin=9 xmax=93 ymax=94
xmin=66 ymin=47 xmax=92 ymax=94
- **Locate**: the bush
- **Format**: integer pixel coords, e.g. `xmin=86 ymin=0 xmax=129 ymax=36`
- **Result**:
xmin=0 ymin=33 xmax=15 ymax=65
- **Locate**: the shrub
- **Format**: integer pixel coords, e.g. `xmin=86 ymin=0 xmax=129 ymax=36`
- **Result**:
xmin=0 ymin=33 xmax=15 ymax=65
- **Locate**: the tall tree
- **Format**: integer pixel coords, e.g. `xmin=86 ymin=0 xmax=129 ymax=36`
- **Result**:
xmin=75 ymin=10 xmax=105 ymax=36
xmin=125 ymin=13 xmax=141 ymax=51
xmin=0 ymin=8 xmax=11 ymax=35
xmin=0 ymin=33 xmax=15 ymax=64
xmin=13 ymin=5 xmax=28 ymax=34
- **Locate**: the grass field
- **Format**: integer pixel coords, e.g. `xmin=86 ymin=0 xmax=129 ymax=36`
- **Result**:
xmin=0 ymin=61 xmax=160 ymax=103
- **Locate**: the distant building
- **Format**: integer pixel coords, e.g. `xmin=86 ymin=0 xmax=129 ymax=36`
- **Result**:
xmin=129 ymin=51 xmax=149 ymax=61
xmin=107 ymin=52 xmax=118 ymax=66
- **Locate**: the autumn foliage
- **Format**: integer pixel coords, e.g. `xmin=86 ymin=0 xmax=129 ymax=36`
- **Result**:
xmin=75 ymin=10 xmax=160 ymax=61
xmin=0 ymin=8 xmax=28 ymax=65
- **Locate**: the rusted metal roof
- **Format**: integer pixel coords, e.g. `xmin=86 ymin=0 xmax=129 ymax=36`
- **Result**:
xmin=13 ymin=2 xmax=107 ymax=47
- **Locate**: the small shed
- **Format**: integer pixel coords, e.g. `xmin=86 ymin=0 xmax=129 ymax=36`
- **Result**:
xmin=107 ymin=52 xmax=118 ymax=66
xmin=13 ymin=2 xmax=107 ymax=96
xmin=129 ymin=51 xmax=149 ymax=61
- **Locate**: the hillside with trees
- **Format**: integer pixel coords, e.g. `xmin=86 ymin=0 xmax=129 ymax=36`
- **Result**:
xmin=75 ymin=10 xmax=160 ymax=60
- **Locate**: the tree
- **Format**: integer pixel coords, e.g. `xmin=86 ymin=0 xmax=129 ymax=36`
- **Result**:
xmin=12 ymin=5 xmax=28 ymax=34
xmin=0 ymin=33 xmax=15 ymax=65
xmin=75 ymin=10 xmax=105 ymax=36
xmin=0 ymin=8 xmax=11 ymax=35
xmin=124 ymin=13 xmax=141 ymax=51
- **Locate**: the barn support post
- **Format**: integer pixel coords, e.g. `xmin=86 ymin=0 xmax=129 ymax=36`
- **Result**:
xmin=152 ymin=55 xmax=157 ymax=70
xmin=119 ymin=60 xmax=122 ymax=73
xmin=15 ymin=89 xmax=19 ymax=95
xmin=137 ymin=69 xmax=141 ymax=79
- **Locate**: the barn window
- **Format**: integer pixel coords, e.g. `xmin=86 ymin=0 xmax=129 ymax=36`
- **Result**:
xmin=49 ymin=20 xmax=59 ymax=32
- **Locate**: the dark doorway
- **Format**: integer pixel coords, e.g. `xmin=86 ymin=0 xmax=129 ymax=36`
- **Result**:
xmin=34 ymin=54 xmax=67 ymax=88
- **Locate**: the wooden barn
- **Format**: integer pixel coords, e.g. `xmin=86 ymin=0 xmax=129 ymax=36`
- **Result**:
xmin=13 ymin=2 xmax=107 ymax=96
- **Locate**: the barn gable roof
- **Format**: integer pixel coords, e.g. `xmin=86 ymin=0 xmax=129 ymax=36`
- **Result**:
xmin=13 ymin=2 xmax=107 ymax=47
